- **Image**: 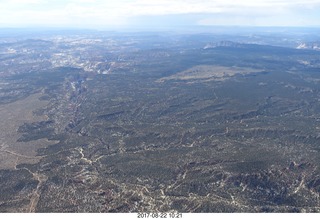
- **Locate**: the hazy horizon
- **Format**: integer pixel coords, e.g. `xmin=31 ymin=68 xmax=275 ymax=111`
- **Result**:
xmin=1 ymin=0 xmax=320 ymax=30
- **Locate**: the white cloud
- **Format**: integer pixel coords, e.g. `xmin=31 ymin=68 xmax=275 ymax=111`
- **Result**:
xmin=0 ymin=0 xmax=320 ymax=27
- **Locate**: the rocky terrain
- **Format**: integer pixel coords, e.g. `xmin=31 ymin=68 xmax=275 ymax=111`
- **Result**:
xmin=1 ymin=30 xmax=320 ymax=212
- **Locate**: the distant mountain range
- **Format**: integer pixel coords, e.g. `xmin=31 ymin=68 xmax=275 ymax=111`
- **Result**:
xmin=204 ymin=40 xmax=320 ymax=51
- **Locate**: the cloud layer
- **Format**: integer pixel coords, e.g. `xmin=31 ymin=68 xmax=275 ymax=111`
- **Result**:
xmin=1 ymin=0 xmax=320 ymax=28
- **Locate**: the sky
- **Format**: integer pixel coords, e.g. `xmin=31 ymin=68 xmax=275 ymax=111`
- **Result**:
xmin=1 ymin=0 xmax=320 ymax=29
